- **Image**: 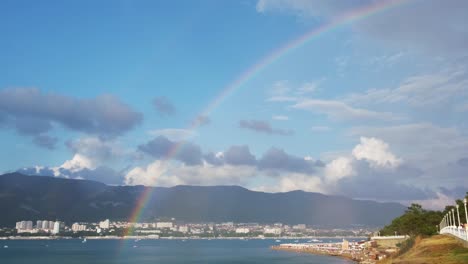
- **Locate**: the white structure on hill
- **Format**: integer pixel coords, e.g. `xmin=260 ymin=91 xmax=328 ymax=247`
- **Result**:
xmin=99 ymin=219 xmax=110 ymax=229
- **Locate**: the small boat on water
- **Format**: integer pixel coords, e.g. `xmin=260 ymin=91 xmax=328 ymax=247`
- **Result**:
xmin=275 ymin=239 xmax=281 ymax=242
xmin=82 ymin=238 xmax=87 ymax=243
xmin=3 ymin=245 xmax=8 ymax=248
xmin=294 ymin=240 xmax=299 ymax=243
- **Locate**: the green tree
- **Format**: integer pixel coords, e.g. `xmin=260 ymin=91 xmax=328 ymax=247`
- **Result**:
xmin=380 ymin=203 xmax=443 ymax=237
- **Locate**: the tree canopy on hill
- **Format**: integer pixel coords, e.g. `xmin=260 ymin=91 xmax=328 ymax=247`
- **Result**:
xmin=380 ymin=203 xmax=443 ymax=237
xmin=381 ymin=192 xmax=468 ymax=237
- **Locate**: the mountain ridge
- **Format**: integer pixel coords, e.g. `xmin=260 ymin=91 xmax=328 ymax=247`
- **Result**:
xmin=0 ymin=173 xmax=406 ymax=227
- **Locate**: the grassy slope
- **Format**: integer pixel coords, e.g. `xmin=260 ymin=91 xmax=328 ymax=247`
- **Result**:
xmin=379 ymin=235 xmax=468 ymax=264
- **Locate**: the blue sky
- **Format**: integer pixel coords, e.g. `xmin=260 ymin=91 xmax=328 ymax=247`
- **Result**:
xmin=1 ymin=0 xmax=468 ymax=208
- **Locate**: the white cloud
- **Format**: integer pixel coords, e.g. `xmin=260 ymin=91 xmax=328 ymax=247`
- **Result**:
xmin=266 ymin=79 xmax=323 ymax=102
xmin=54 ymin=154 xmax=95 ymax=176
xmin=124 ymin=160 xmax=171 ymax=186
xmin=350 ymin=123 xmax=468 ymax=167
xmin=124 ymin=161 xmax=258 ymax=187
xmin=368 ymin=52 xmax=404 ymax=68
xmin=352 ymin=137 xmax=401 ymax=168
xmin=297 ymin=80 xmax=323 ymax=94
xmin=120 ymin=136 xmax=442 ymax=203
xmin=44 ymin=136 xmax=127 ymax=180
xmin=66 ymin=137 xmax=122 ymax=162
xmin=292 ymin=99 xmax=401 ymax=121
xmin=323 ymin=156 xmax=354 ymax=183
xmin=346 ymin=67 xmax=468 ymax=107
xmin=255 ymin=173 xmax=323 ymax=193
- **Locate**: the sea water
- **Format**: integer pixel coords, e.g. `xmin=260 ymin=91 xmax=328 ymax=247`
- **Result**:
xmin=0 ymin=238 xmax=355 ymax=264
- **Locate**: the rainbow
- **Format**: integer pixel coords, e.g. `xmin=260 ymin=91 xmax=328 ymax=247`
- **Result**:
xmin=122 ymin=0 xmax=409 ymax=237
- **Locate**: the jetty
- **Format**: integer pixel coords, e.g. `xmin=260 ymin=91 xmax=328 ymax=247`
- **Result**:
xmin=272 ymin=237 xmax=403 ymax=263
xmin=272 ymin=240 xmax=365 ymax=262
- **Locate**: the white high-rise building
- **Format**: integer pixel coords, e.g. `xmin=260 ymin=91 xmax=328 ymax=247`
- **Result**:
xmin=235 ymin=228 xmax=250 ymax=234
xmin=36 ymin=220 xmax=42 ymax=229
xmin=99 ymin=219 xmax=110 ymax=229
xmin=292 ymin=224 xmax=306 ymax=230
xmin=72 ymin=223 xmax=87 ymax=232
xmin=156 ymin=222 xmax=173 ymax=229
xmin=52 ymin=221 xmax=61 ymax=234
xmin=25 ymin=221 xmax=33 ymax=230
xmin=264 ymin=227 xmax=282 ymax=235
xmin=42 ymin=221 xmax=49 ymax=230
xmin=48 ymin=221 xmax=55 ymax=229
xmin=178 ymin=226 xmax=189 ymax=233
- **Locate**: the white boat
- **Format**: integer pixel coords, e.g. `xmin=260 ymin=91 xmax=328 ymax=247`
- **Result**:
xmin=275 ymin=239 xmax=281 ymax=242
xmin=82 ymin=238 xmax=87 ymax=243
xmin=294 ymin=240 xmax=299 ymax=242
xmin=3 ymin=245 xmax=8 ymax=248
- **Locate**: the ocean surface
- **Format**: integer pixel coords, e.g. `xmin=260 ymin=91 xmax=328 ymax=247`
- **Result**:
xmin=0 ymin=238 xmax=357 ymax=264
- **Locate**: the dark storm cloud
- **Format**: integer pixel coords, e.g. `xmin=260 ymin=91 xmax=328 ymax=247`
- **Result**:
xmin=335 ymin=160 xmax=434 ymax=201
xmin=33 ymin=135 xmax=58 ymax=150
xmin=239 ymin=119 xmax=293 ymax=136
xmin=439 ymin=187 xmax=467 ymax=199
xmin=14 ymin=117 xmax=52 ymax=135
xmin=258 ymin=147 xmax=321 ymax=174
xmin=138 ymin=136 xmax=203 ymax=166
xmin=457 ymin=157 xmax=468 ymax=167
xmin=153 ymin=96 xmax=176 ymax=116
xmin=0 ymin=88 xmax=142 ymax=137
xmin=203 ymin=152 xmax=224 ymax=166
xmin=223 ymin=145 xmax=257 ymax=166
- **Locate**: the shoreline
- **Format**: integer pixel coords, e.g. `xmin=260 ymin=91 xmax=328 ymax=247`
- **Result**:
xmin=0 ymin=236 xmax=366 ymax=241
xmin=272 ymin=245 xmax=358 ymax=263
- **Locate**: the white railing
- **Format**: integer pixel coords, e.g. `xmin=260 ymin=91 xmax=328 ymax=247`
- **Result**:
xmin=370 ymin=235 xmax=409 ymax=240
xmin=440 ymin=226 xmax=468 ymax=242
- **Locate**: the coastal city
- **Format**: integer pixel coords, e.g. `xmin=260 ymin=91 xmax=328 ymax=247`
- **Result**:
xmin=2 ymin=218 xmax=415 ymax=263
xmin=2 ymin=219 xmax=374 ymax=239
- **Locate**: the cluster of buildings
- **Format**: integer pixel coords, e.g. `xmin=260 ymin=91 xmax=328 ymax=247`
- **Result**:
xmin=11 ymin=219 xmax=374 ymax=238
xmin=15 ymin=220 xmax=63 ymax=234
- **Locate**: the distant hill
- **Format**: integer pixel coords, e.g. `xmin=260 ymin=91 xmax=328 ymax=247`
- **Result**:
xmin=0 ymin=173 xmax=405 ymax=227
